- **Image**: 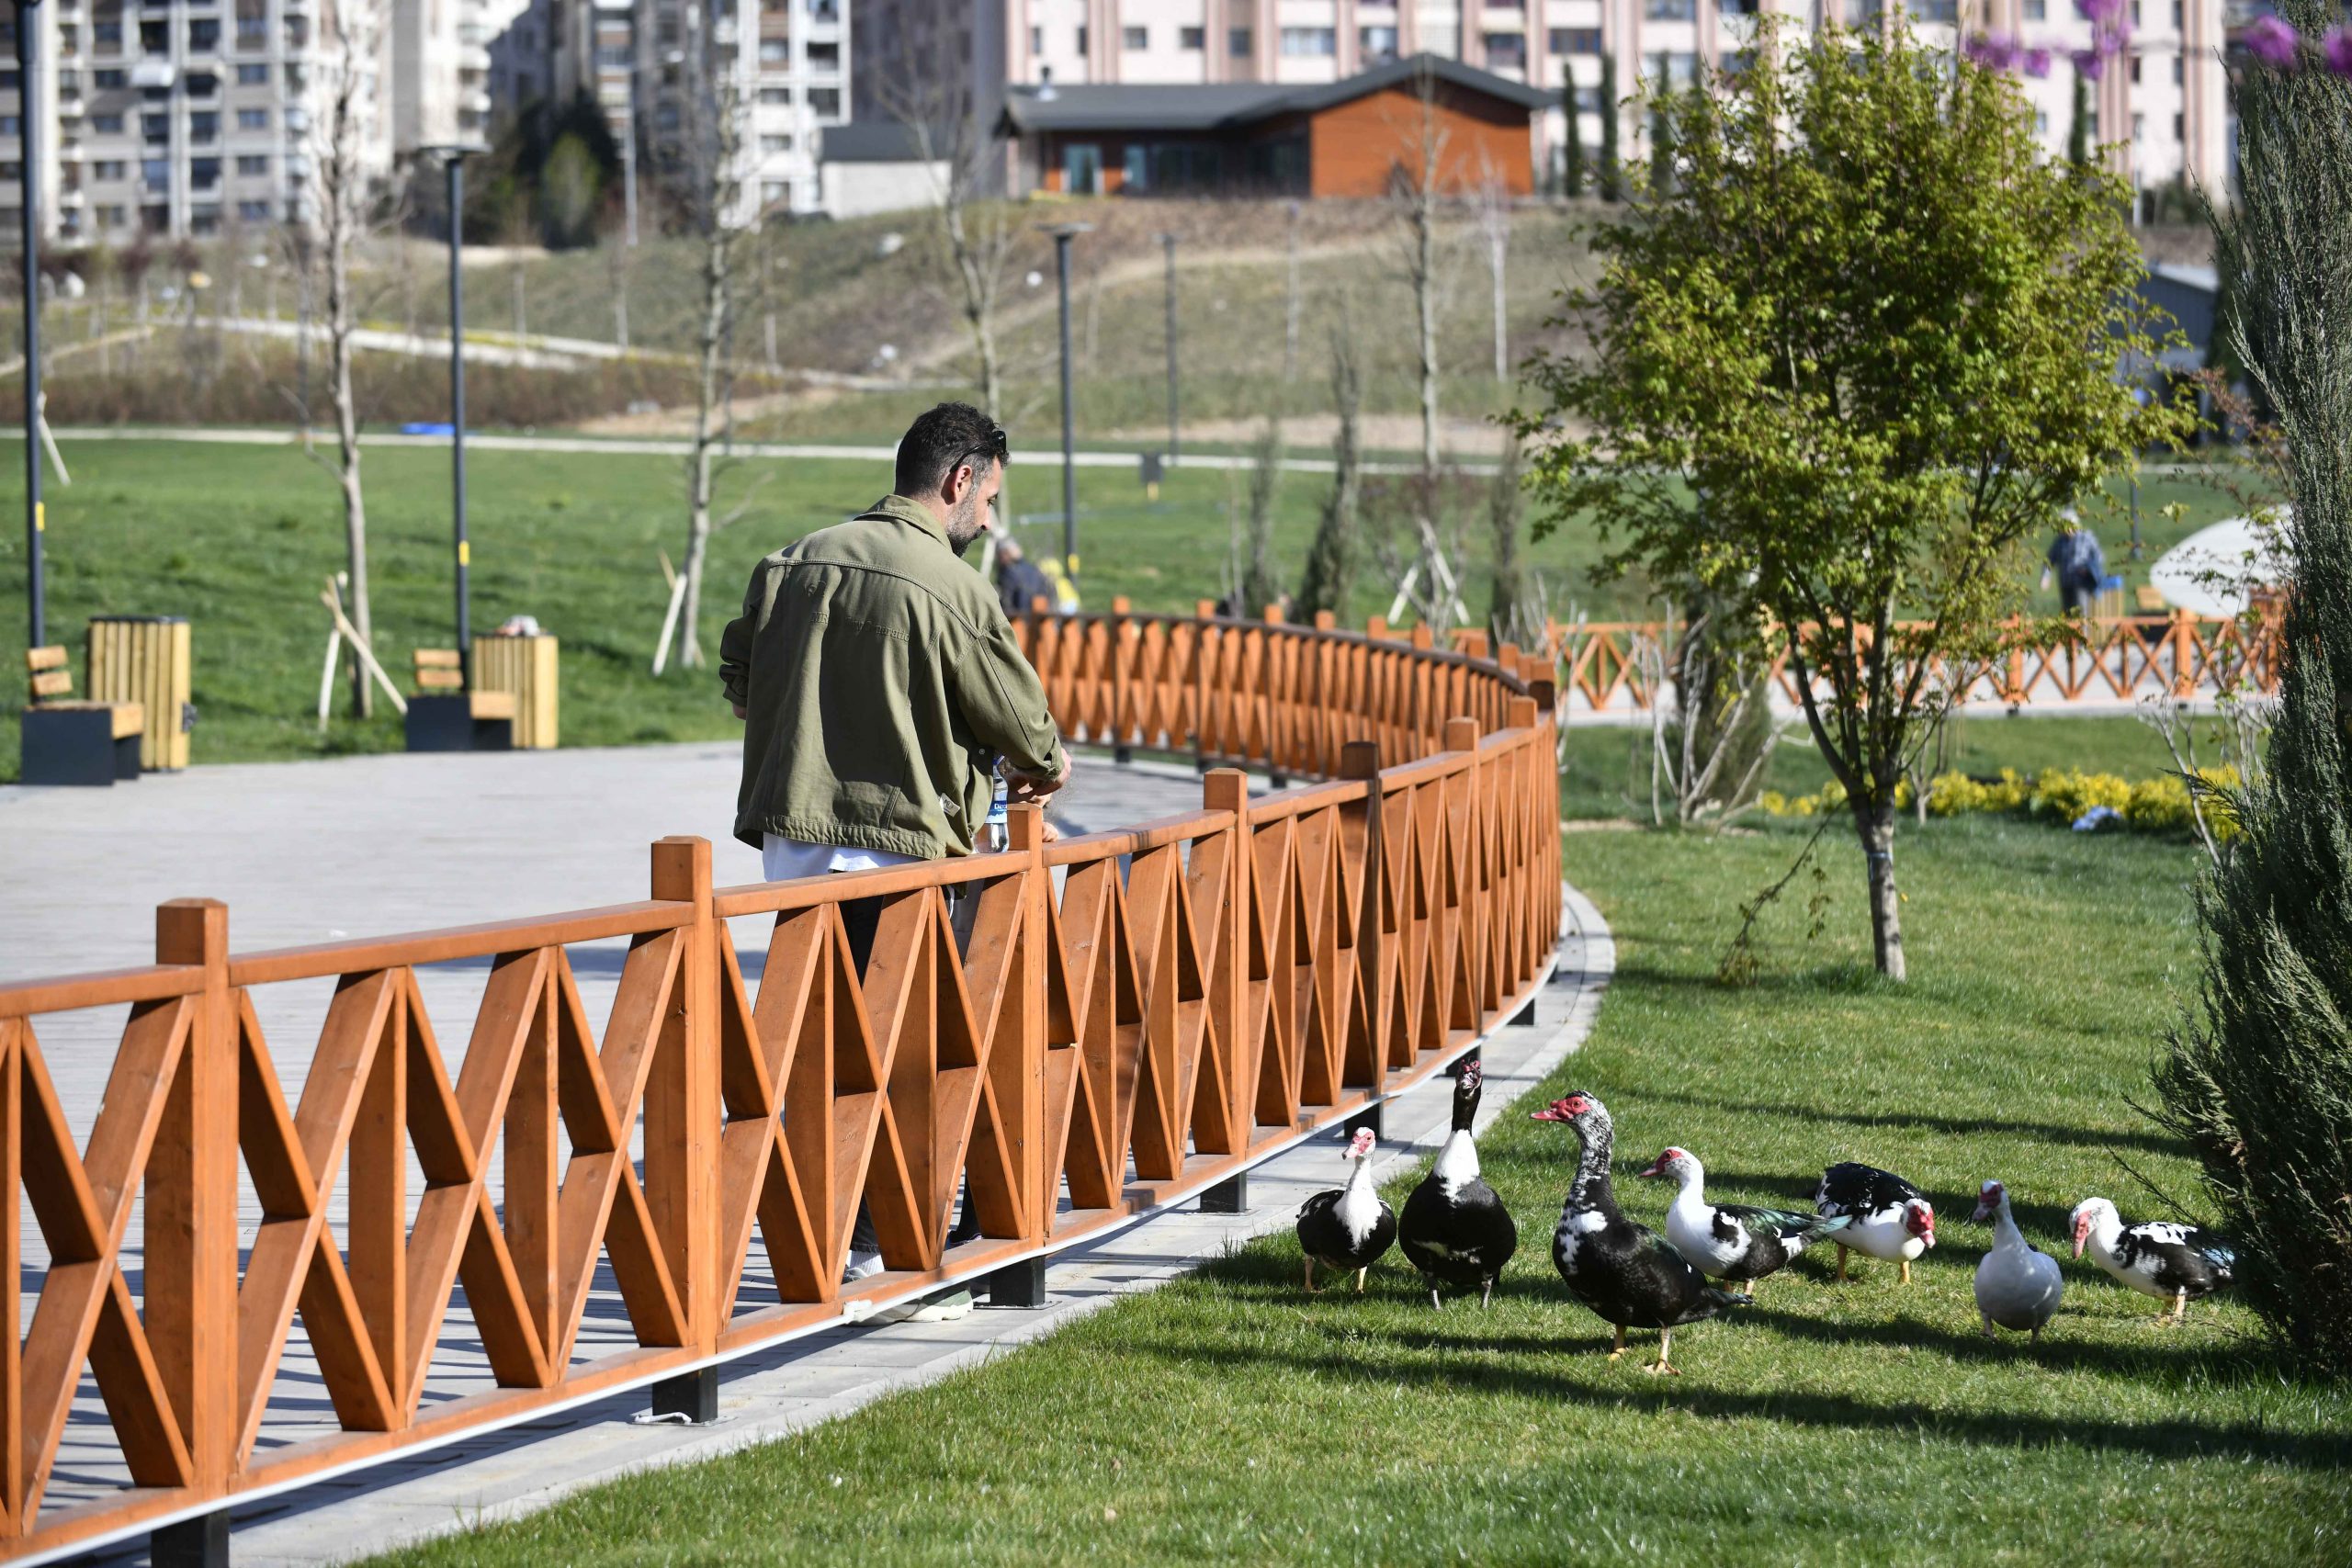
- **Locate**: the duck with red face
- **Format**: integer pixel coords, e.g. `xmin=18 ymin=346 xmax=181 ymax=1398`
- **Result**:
xmin=1814 ymin=1162 xmax=1938 ymax=1284
xmin=1532 ymin=1092 xmax=1749 ymax=1375
xmin=1295 ymin=1127 xmax=1396 ymax=1294
xmin=1638 ymin=1145 xmax=1851 ymax=1300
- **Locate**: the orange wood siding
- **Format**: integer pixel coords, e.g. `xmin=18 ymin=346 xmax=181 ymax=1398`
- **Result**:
xmin=1306 ymin=83 xmax=1535 ymax=198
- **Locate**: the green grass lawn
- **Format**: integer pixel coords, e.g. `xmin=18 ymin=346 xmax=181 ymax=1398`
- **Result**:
xmin=367 ymin=818 xmax=2349 ymax=1568
xmin=0 ymin=436 xmax=2251 ymax=781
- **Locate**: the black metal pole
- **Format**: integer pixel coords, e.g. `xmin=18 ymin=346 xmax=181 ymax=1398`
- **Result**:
xmin=447 ymin=153 xmax=470 ymax=685
xmin=18 ymin=0 xmax=43 ymax=651
xmin=1054 ymin=229 xmax=1076 ymax=573
xmin=1160 ymin=231 xmax=1178 ymax=468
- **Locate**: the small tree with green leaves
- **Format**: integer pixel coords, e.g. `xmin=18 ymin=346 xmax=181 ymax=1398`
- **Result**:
xmin=1296 ymin=320 xmax=1363 ymax=622
xmin=2154 ymin=5 xmax=2352 ymax=1374
xmin=1517 ymin=20 xmax=2185 ymax=978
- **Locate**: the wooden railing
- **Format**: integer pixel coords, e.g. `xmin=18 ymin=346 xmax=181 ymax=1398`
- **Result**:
xmin=0 ymin=608 xmax=1561 ymax=1562
xmin=1445 ymin=611 xmax=2284 ymax=715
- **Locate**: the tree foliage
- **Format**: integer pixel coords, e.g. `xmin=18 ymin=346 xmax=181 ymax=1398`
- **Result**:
xmin=2154 ymin=3 xmax=2352 ymax=1372
xmin=1516 ymin=19 xmax=2186 ymax=977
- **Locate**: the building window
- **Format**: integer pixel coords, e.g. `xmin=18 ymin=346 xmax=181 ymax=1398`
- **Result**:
xmin=0 ymin=115 xmax=15 ymax=135
xmin=191 ymin=157 xmax=220 ymax=188
xmin=96 ymin=159 xmax=126 ymax=179
xmin=2174 ymin=111 xmax=2185 ymax=141
xmin=1124 ymin=26 xmax=1148 ymax=50
xmin=808 ymin=86 xmax=840 ymax=115
xmin=1909 ymin=0 xmax=1958 ymax=20
xmin=238 ymin=198 xmax=270 ymax=220
xmin=1574 ymin=85 xmax=1602 ymax=111
xmin=101 ymin=204 xmax=127 ymax=226
xmin=1550 ymin=28 xmax=1603 ymax=53
xmin=237 ymin=107 xmax=266 ymax=130
xmin=2171 ymin=0 xmax=2182 ymax=27
xmin=237 ymin=62 xmax=266 ymax=85
xmin=2173 ymin=56 xmax=2183 ymax=83
xmin=96 ymin=20 xmax=122 ymax=51
xmin=188 ymin=17 xmax=220 ymax=51
xmin=96 ymin=67 xmax=126 ymax=87
xmin=141 ymin=157 xmax=169 ymax=186
xmin=759 ymin=38 xmax=786 ymax=62
xmin=807 ymin=40 xmax=838 ymax=69
xmin=192 ymin=111 xmax=220 ymax=142
xmin=1123 ymin=142 xmax=1147 ymax=190
xmin=1645 ymin=0 xmax=1695 ymax=17
xmin=142 ymin=112 xmax=170 ymax=144
xmin=2034 ymin=110 xmax=2050 ymax=136
xmin=1030 ymin=25 xmax=1041 ymax=54
xmin=1180 ymin=26 xmax=1204 ymax=50
xmin=2023 ymin=0 xmax=2046 ymax=15
xmin=2132 ymin=111 xmax=2144 ymax=140
xmin=1076 ymin=25 xmax=1087 ymax=54
xmin=1361 ymin=25 xmax=1398 ymax=60
xmin=760 ymin=133 xmax=790 ymax=152
xmin=759 ymin=85 xmax=789 ymax=104
xmin=2128 ymin=53 xmax=2141 ymax=83
xmin=1229 ymin=27 xmax=1251 ymax=57
xmin=94 ymin=113 xmax=125 ymax=132
xmin=140 ymin=20 xmax=167 ymax=53
xmin=238 ymin=17 xmax=266 ymax=47
xmin=762 ymin=179 xmax=787 ymax=205
xmin=1279 ymin=27 xmax=1334 ymax=56
xmin=236 ymin=153 xmax=266 ymax=175
xmin=186 ymin=72 xmax=218 ymax=96
xmin=1483 ymin=31 xmax=1526 ymax=67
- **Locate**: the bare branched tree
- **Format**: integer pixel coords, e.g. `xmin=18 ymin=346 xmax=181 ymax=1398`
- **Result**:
xmin=1473 ymin=153 xmax=1511 ymax=384
xmin=873 ymin=20 xmax=1017 ymax=423
xmin=672 ymin=39 xmax=753 ymax=671
xmin=308 ymin=0 xmax=388 ymax=716
xmin=1384 ymin=59 xmax=1465 ymax=631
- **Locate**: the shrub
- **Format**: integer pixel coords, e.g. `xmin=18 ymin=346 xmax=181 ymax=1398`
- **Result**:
xmin=2030 ymin=768 xmax=2133 ymax=822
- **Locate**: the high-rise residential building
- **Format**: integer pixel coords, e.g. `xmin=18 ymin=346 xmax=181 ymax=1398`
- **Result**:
xmin=551 ymin=0 xmax=850 ymax=221
xmin=0 ymin=0 xmax=514 ymax=246
xmin=855 ymin=0 xmax=2233 ymax=208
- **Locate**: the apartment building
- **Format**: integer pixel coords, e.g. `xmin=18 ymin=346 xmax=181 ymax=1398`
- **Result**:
xmin=551 ymin=0 xmax=849 ymax=220
xmin=860 ymin=0 xmax=2233 ymax=208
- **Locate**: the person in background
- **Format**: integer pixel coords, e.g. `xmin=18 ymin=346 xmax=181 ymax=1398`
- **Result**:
xmin=2044 ymin=511 xmax=2108 ymax=616
xmin=719 ymin=400 xmax=1069 ymax=1311
xmin=993 ymin=530 xmax=1054 ymax=621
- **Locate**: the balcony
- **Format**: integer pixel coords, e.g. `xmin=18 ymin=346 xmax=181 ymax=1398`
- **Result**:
xmin=281 ymin=105 xmax=308 ymax=130
xmin=130 ymin=59 xmax=175 ymax=88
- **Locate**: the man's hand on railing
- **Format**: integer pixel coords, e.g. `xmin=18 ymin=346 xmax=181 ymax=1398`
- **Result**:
xmin=1004 ymin=752 xmax=1073 ymax=805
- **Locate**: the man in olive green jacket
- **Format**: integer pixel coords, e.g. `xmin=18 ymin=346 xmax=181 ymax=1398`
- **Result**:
xmin=719 ymin=402 xmax=1068 ymax=871
xmin=721 ymin=403 xmax=1068 ymax=1294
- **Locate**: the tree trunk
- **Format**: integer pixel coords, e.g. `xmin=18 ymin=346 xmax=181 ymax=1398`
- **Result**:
xmin=677 ymin=186 xmax=733 ymax=671
xmin=1417 ymin=205 xmax=1439 ymax=479
xmin=1854 ymin=798 xmax=1906 ymax=981
xmin=1490 ymin=231 xmax=1508 ymax=383
xmin=328 ymin=161 xmax=371 ymax=718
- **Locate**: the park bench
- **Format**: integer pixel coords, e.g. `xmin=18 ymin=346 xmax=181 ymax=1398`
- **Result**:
xmin=19 ymin=645 xmax=143 ymax=785
xmin=403 ymin=648 xmax=516 ymax=752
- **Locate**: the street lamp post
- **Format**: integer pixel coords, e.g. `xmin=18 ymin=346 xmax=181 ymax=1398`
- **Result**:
xmin=1159 ymin=231 xmax=1178 ymax=468
xmin=1042 ymin=222 xmax=1091 ymax=574
xmin=17 ymin=0 xmax=44 ymax=651
xmin=423 ymin=145 xmax=486 ymax=684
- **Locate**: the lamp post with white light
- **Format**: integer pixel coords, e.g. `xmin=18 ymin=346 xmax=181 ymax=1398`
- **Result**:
xmin=421 ymin=143 xmax=488 ymax=684
xmin=17 ymin=0 xmax=44 ymax=650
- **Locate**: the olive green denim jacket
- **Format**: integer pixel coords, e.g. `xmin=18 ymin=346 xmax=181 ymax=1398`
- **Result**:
xmin=718 ymin=495 xmax=1066 ymax=859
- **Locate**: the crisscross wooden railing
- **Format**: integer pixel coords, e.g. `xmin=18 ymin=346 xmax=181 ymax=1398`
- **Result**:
xmin=1459 ymin=610 xmax=2284 ymax=715
xmin=0 ymin=608 xmax=1560 ymax=1563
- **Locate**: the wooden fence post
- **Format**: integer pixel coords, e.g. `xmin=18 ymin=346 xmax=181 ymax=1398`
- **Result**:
xmin=148 ymin=898 xmax=234 ymax=1560
xmin=1443 ymin=717 xmax=1485 ymax=1035
xmin=646 ymin=838 xmax=718 ymax=1421
xmin=1193 ymin=599 xmax=1218 ymax=770
xmin=1110 ymin=596 xmax=1134 ymax=761
xmin=1198 ymin=768 xmax=1253 ymax=1157
xmin=1338 ymin=741 xmax=1385 ymax=1091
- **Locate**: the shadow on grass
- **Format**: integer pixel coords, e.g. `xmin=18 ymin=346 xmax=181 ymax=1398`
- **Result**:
xmin=1125 ymin=1334 xmax=2349 ymax=1472
xmin=1621 ymin=1084 xmax=2187 ymax=1160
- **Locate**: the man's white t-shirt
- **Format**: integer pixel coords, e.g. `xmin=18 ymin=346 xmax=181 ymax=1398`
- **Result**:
xmin=762 ymin=834 xmax=919 ymax=882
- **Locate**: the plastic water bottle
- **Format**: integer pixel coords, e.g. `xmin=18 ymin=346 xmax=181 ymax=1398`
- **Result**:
xmin=985 ymin=773 xmax=1010 ymax=852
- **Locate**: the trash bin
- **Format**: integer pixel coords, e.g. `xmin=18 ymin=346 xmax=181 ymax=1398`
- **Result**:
xmin=471 ymin=633 xmax=560 ymax=750
xmin=86 ymin=615 xmax=192 ymax=771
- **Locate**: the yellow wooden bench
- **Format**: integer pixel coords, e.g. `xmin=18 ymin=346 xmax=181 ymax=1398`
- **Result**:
xmin=21 ymin=647 xmax=144 ymax=785
xmin=412 ymin=649 xmax=516 ymax=721
xmin=405 ymin=649 xmax=515 ymax=752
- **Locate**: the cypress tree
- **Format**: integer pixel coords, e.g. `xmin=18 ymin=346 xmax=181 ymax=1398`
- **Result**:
xmin=2068 ymin=68 xmax=2090 ymax=168
xmin=1563 ymin=61 xmax=1587 ymax=199
xmin=1598 ymin=53 xmax=1622 ymax=202
xmin=1649 ymin=66 xmax=1676 ymax=196
xmin=2154 ymin=2 xmax=2352 ymax=1373
xmin=1296 ymin=322 xmax=1363 ymax=621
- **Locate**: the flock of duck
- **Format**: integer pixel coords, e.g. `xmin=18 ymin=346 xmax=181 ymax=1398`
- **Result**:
xmin=1293 ymin=1064 xmax=2238 ymax=1374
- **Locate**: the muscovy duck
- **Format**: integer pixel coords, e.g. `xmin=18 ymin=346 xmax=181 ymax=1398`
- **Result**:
xmin=1397 ymin=1059 xmax=1518 ymax=1309
xmin=2070 ymin=1196 xmax=2234 ymax=1325
xmin=1532 ymin=1092 xmax=1748 ymax=1374
xmin=1295 ymin=1127 xmax=1396 ymax=1293
xmin=1814 ymin=1161 xmax=1938 ymax=1284
xmin=1638 ymin=1145 xmax=1851 ymax=1299
xmin=1972 ymin=1179 xmax=2064 ymax=1342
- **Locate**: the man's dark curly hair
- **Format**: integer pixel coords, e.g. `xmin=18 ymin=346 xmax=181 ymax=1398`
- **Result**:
xmin=894 ymin=402 xmax=1008 ymax=498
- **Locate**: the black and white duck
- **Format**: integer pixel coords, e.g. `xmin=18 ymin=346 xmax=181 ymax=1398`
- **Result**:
xmin=1638 ymin=1145 xmax=1851 ymax=1299
xmin=1814 ymin=1161 xmax=1939 ymax=1284
xmin=1532 ymin=1092 xmax=1749 ymax=1374
xmin=2069 ymin=1196 xmax=2234 ymax=1325
xmin=1397 ymin=1059 xmax=1518 ymax=1309
xmin=1972 ymin=1179 xmax=2064 ymax=1343
xmin=1295 ymin=1127 xmax=1396 ymax=1293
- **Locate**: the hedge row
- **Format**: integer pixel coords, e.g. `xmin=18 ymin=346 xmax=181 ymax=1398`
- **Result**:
xmin=1758 ymin=766 xmax=2243 ymax=836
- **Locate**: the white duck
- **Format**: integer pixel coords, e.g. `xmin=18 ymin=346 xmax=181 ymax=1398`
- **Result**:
xmin=2070 ymin=1196 xmax=2235 ymax=1325
xmin=1971 ymin=1179 xmax=2064 ymax=1343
